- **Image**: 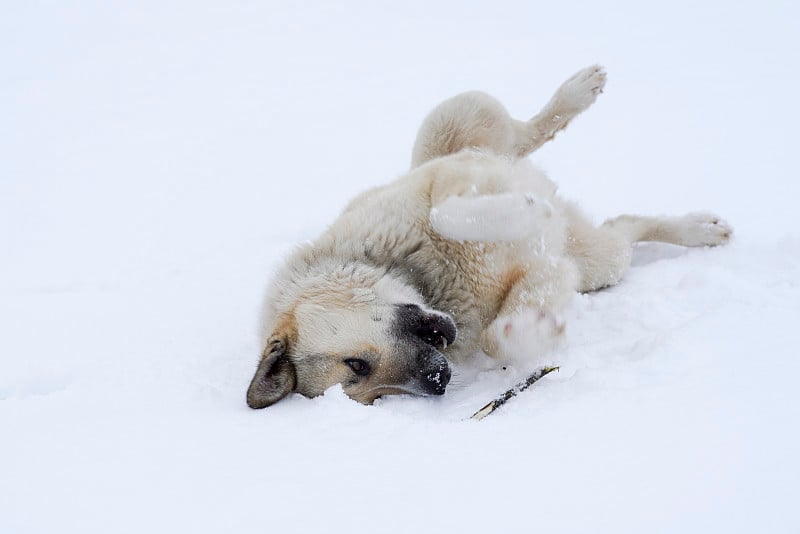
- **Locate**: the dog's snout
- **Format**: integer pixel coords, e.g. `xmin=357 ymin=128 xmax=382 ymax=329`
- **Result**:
xmin=395 ymin=304 xmax=455 ymax=395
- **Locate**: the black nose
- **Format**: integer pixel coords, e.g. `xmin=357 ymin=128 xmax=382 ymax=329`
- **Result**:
xmin=417 ymin=348 xmax=452 ymax=395
xmin=424 ymin=364 xmax=452 ymax=395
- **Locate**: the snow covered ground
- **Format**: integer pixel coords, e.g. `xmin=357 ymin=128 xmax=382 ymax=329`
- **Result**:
xmin=2 ymin=1 xmax=799 ymax=532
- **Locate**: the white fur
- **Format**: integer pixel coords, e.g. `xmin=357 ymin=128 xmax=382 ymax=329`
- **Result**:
xmin=258 ymin=65 xmax=732 ymax=379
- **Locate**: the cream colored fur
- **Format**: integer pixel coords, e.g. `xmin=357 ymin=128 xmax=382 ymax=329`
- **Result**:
xmin=254 ymin=65 xmax=732 ymax=403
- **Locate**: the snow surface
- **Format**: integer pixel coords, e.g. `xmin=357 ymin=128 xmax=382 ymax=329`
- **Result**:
xmin=2 ymin=1 xmax=799 ymax=532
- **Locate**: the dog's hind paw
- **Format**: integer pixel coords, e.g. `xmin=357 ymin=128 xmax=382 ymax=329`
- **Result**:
xmin=555 ymin=64 xmax=607 ymax=113
xmin=678 ymin=213 xmax=733 ymax=247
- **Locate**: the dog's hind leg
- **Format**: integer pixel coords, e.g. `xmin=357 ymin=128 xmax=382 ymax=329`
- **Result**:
xmin=566 ymin=207 xmax=733 ymax=292
xmin=410 ymin=65 xmax=607 ymax=168
xmin=513 ymin=65 xmax=607 ymax=159
xmin=602 ymin=213 xmax=733 ymax=248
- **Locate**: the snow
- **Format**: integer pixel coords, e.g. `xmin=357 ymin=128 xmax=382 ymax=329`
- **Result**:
xmin=2 ymin=1 xmax=799 ymax=532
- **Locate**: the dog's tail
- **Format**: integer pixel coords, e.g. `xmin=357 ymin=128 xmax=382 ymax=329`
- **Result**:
xmin=410 ymin=65 xmax=606 ymax=169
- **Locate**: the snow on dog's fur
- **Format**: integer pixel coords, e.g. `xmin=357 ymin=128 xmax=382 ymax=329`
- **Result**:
xmin=246 ymin=65 xmax=732 ymax=409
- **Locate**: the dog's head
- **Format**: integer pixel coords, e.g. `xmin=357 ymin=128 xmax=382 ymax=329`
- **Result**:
xmin=246 ymin=268 xmax=456 ymax=408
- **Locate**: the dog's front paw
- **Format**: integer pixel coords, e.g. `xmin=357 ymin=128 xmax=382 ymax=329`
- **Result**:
xmin=555 ymin=64 xmax=607 ymax=113
xmin=430 ymin=193 xmax=553 ymax=242
xmin=491 ymin=309 xmax=565 ymax=361
xmin=678 ymin=213 xmax=733 ymax=247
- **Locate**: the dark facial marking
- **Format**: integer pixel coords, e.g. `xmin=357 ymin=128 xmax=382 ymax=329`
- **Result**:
xmin=392 ymin=304 xmax=455 ymax=395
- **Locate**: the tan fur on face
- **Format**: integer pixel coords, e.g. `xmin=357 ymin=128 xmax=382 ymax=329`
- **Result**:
xmin=267 ymin=312 xmax=298 ymax=352
xmin=264 ymin=269 xmax=440 ymax=402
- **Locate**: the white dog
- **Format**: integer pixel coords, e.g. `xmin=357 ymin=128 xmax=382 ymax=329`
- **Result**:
xmin=246 ymin=65 xmax=732 ymax=409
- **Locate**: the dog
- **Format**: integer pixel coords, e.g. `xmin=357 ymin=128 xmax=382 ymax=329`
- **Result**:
xmin=246 ymin=65 xmax=732 ymax=409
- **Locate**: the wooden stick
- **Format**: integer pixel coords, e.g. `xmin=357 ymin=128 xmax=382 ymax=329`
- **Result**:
xmin=470 ymin=366 xmax=559 ymax=420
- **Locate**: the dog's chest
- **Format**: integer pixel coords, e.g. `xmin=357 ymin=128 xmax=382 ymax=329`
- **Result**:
xmin=409 ymin=237 xmax=524 ymax=318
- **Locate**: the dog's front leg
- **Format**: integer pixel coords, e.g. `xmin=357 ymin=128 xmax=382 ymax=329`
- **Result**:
xmin=429 ymin=192 xmax=556 ymax=242
xmin=480 ymin=257 xmax=579 ymax=362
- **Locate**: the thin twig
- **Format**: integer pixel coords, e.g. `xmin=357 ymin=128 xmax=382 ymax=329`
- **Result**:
xmin=470 ymin=365 xmax=559 ymax=420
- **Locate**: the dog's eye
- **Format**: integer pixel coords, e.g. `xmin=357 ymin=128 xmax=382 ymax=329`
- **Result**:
xmin=344 ymin=358 xmax=371 ymax=376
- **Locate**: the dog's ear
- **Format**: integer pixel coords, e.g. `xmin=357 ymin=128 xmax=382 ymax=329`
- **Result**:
xmin=246 ymin=337 xmax=297 ymax=409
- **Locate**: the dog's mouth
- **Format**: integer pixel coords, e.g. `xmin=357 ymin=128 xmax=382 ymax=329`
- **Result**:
xmin=362 ymin=384 xmax=425 ymax=403
xmin=408 ymin=309 xmax=458 ymax=351
xmin=364 ymin=372 xmax=452 ymax=402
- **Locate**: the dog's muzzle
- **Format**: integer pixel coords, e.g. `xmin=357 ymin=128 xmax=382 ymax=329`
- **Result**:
xmin=395 ymin=304 xmax=456 ymax=395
